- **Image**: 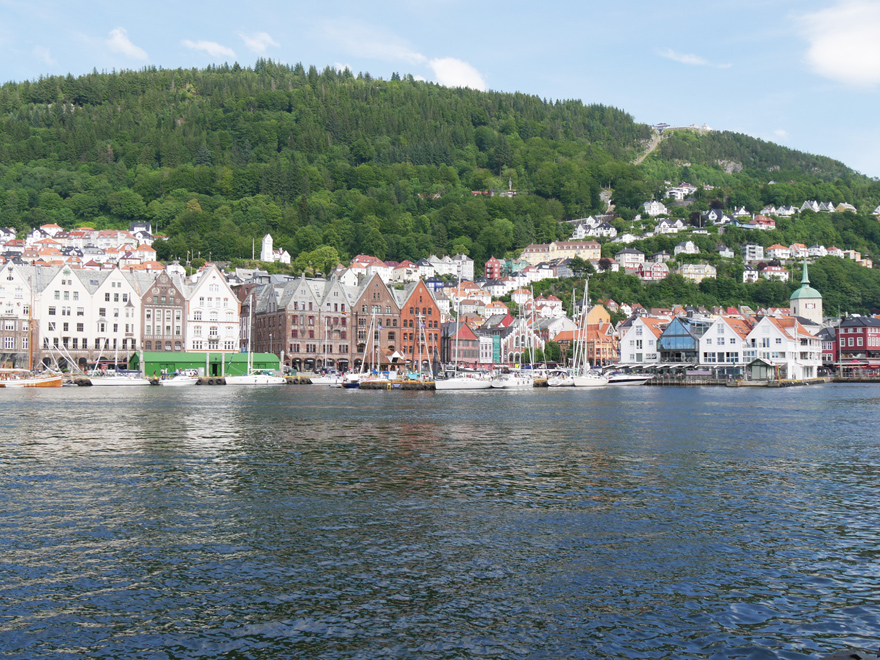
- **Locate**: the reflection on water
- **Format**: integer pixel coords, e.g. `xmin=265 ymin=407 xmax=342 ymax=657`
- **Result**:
xmin=2 ymin=385 xmax=879 ymax=658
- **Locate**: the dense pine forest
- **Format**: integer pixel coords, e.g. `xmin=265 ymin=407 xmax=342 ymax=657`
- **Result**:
xmin=2 ymin=60 xmax=880 ymax=311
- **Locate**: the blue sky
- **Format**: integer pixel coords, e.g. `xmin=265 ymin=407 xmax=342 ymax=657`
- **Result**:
xmin=2 ymin=0 xmax=879 ymax=177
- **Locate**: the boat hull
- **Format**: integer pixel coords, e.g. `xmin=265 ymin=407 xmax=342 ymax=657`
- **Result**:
xmin=159 ymin=376 xmax=198 ymax=387
xmin=435 ymin=376 xmax=492 ymax=390
xmin=88 ymin=376 xmax=151 ymax=386
xmin=607 ymin=376 xmax=651 ymax=386
xmin=572 ymin=375 xmax=608 ymax=388
xmin=490 ymin=375 xmax=534 ymax=389
xmin=1 ymin=375 xmax=63 ymax=388
xmin=225 ymin=375 xmax=286 ymax=385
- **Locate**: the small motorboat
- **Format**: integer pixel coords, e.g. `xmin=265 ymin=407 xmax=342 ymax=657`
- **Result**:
xmin=159 ymin=373 xmax=199 ymax=387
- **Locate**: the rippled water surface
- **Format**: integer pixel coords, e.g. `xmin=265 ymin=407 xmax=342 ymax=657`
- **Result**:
xmin=2 ymin=384 xmax=879 ymax=659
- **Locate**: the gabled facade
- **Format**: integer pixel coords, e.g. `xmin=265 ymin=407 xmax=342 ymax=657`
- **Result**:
xmin=745 ymin=316 xmax=821 ymax=379
xmin=656 ymin=317 xmax=710 ymax=363
xmin=185 ymin=265 xmax=240 ymax=353
xmin=698 ymin=316 xmax=753 ymax=367
xmin=0 ymin=262 xmax=36 ymax=368
xmin=619 ymin=317 xmax=666 ymax=364
xmin=141 ymin=270 xmax=186 ymax=353
xmin=352 ymin=274 xmax=402 ymax=369
xmin=397 ymin=280 xmax=441 ymax=369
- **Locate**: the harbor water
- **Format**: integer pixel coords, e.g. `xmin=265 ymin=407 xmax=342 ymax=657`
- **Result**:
xmin=2 ymin=385 xmax=879 ymax=659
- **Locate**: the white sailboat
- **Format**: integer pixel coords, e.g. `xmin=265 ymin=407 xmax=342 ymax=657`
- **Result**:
xmin=435 ymin=283 xmax=490 ymax=391
xmin=310 ymin=319 xmax=344 ymax=386
xmin=547 ymin=370 xmax=575 ymax=387
xmin=491 ymin=325 xmax=533 ymax=389
xmin=225 ymin=293 xmax=285 ymax=385
xmin=572 ymin=278 xmax=608 ymax=389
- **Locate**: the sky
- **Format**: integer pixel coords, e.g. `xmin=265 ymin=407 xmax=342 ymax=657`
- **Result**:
xmin=1 ymin=0 xmax=879 ymax=177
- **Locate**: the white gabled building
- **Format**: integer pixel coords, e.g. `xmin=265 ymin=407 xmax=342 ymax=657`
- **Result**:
xmin=185 ymin=265 xmax=240 ymax=353
xmin=698 ymin=316 xmax=754 ymax=367
xmin=642 ymin=200 xmax=668 ymax=217
xmin=0 ymin=262 xmax=37 ymax=368
xmin=33 ymin=265 xmax=150 ymax=368
xmin=619 ymin=317 xmax=667 ymax=365
xmin=745 ymin=316 xmax=821 ymax=380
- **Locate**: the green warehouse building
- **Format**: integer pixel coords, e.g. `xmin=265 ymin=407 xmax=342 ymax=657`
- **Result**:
xmin=129 ymin=352 xmax=282 ymax=378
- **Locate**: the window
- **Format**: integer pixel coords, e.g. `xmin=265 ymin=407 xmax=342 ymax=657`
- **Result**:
xmin=3 ymin=337 xmax=14 ymax=350
xmin=105 ymin=293 xmax=110 ymax=301
xmin=77 ymin=307 xmax=84 ymax=317
xmin=775 ymin=338 xmax=782 ymax=345
xmin=194 ymin=311 xmax=202 ymax=321
xmin=48 ymin=306 xmax=56 ymax=316
xmin=76 ymin=323 xmax=84 ymax=332
xmin=54 ymin=291 xmax=60 ymax=300
xmin=209 ymin=326 xmax=218 ymax=337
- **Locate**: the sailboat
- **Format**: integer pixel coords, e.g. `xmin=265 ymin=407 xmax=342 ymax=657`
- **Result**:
xmin=225 ymin=292 xmax=286 ymax=385
xmin=571 ymin=277 xmax=608 ymax=388
xmin=435 ymin=285 xmax=491 ymax=391
xmin=310 ymin=318 xmax=344 ymax=386
xmin=5 ymin=277 xmax=63 ymax=388
xmin=0 ymin=368 xmax=63 ymax=388
xmin=491 ymin=307 xmax=533 ymax=389
xmin=87 ymin=342 xmax=150 ymax=386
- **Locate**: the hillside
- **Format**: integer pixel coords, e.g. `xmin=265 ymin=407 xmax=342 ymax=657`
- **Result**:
xmin=1 ymin=61 xmax=880 ymax=311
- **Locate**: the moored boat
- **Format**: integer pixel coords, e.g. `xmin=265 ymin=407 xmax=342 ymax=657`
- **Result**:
xmin=225 ymin=371 xmax=286 ymax=385
xmin=547 ymin=370 xmax=575 ymax=387
xmin=572 ymin=371 xmax=609 ymax=388
xmin=490 ymin=370 xmax=534 ymax=389
xmin=0 ymin=368 xmax=63 ymax=388
xmin=87 ymin=371 xmax=151 ymax=386
xmin=159 ymin=373 xmax=199 ymax=387
xmin=606 ymin=371 xmax=652 ymax=386
xmin=434 ymin=373 xmax=492 ymax=390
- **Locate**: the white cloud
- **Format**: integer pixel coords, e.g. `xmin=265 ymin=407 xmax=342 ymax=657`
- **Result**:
xmin=428 ymin=57 xmax=487 ymax=91
xmin=798 ymin=0 xmax=880 ymax=88
xmin=239 ymin=31 xmax=279 ymax=55
xmin=182 ymin=39 xmax=236 ymax=60
xmin=322 ymin=21 xmax=426 ymax=64
xmin=106 ymin=27 xmax=147 ymax=61
xmin=658 ymin=48 xmax=731 ymax=69
xmin=323 ymin=22 xmax=486 ymax=89
xmin=334 ymin=62 xmax=352 ymax=73
xmin=33 ymin=45 xmax=54 ymax=66
xmin=774 ymin=129 xmax=789 ymax=139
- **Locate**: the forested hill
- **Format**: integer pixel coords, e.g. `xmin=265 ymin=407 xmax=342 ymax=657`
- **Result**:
xmin=0 ymin=60 xmax=877 ymax=271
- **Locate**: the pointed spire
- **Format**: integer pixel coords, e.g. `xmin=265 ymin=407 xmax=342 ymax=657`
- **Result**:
xmin=801 ymin=257 xmax=810 ymax=285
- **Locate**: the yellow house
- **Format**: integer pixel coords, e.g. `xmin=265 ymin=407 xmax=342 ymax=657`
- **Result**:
xmin=521 ymin=240 xmax=601 ymax=265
